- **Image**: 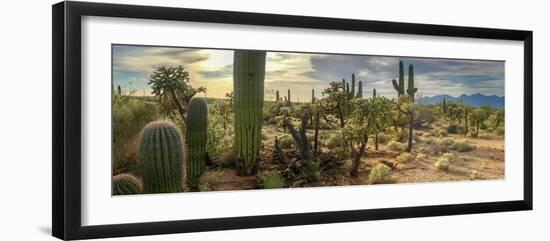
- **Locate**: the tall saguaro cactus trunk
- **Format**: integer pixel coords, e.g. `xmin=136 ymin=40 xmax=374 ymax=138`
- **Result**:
xmin=186 ymin=97 xmax=208 ymax=187
xmin=406 ymin=64 xmax=418 ymax=102
xmin=138 ymin=121 xmax=184 ymax=193
xmin=233 ymin=50 xmax=266 ymax=176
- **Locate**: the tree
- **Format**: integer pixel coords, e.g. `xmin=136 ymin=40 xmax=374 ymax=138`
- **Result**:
xmin=369 ymin=97 xmax=394 ymax=150
xmin=148 ymin=65 xmax=206 ymax=122
xmin=470 ymin=106 xmax=492 ymax=136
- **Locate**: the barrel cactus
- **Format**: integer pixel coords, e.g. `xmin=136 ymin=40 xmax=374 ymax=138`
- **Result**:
xmin=233 ymin=50 xmax=266 ymax=176
xmin=112 ymin=173 xmax=142 ymax=195
xmin=138 ymin=120 xmax=184 ymax=193
xmin=186 ymin=97 xmax=208 ymax=184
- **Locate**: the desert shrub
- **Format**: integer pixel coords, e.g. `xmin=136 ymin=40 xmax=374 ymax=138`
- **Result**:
xmin=425 ymin=137 xmax=436 ymax=145
xmin=431 ymin=128 xmax=448 ymax=137
xmin=258 ymin=172 xmax=285 ymax=189
xmin=457 ymin=125 xmax=465 ymax=134
xmin=434 ymin=156 xmax=451 ymax=172
xmin=207 ymin=113 xmax=233 ymax=159
xmin=377 ymin=134 xmax=390 ymax=145
xmin=278 ymin=134 xmax=296 ymax=149
xmin=396 ymin=152 xmax=414 ymax=163
xmin=496 ymin=126 xmax=505 ymax=136
xmin=441 ymin=152 xmax=455 ymax=161
xmin=325 ymin=133 xmax=346 ymax=149
xmin=429 ymin=143 xmax=448 ymax=154
xmin=218 ymin=150 xmax=236 ymax=168
xmin=486 ymin=127 xmax=494 ymax=132
xmin=369 ymin=163 xmax=393 ymax=184
xmin=441 ymin=138 xmax=455 ymax=147
xmin=470 ymin=170 xmax=480 ymax=180
xmin=447 ymin=124 xmax=458 ymax=134
xmin=113 ymin=96 xmax=160 ymax=172
xmin=387 ymin=141 xmax=407 ymax=152
xmin=319 ymin=122 xmax=333 ymax=130
xmin=451 ymin=139 xmax=475 ymax=152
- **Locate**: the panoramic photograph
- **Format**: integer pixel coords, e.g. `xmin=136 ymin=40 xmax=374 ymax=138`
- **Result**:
xmin=111 ymin=44 xmax=505 ymax=195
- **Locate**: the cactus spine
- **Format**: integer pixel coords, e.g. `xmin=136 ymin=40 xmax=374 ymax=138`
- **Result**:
xmin=186 ymin=97 xmax=208 ymax=184
xmin=233 ymin=50 xmax=266 ymax=176
xmin=112 ymin=173 xmax=143 ymax=195
xmin=392 ymin=61 xmax=405 ymax=96
xmin=406 ymin=64 xmax=417 ymax=102
xmin=138 ymin=121 xmax=183 ymax=193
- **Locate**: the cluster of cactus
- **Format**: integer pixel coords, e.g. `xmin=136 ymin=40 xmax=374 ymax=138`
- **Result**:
xmin=233 ymin=50 xmax=266 ymax=176
xmin=138 ymin=121 xmax=184 ymax=193
xmin=392 ymin=61 xmax=417 ymax=101
xmin=186 ymin=97 xmax=208 ymax=184
xmin=112 ymin=173 xmax=143 ymax=195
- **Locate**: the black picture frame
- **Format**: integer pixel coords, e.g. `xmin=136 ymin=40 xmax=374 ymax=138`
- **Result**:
xmin=52 ymin=1 xmax=533 ymax=240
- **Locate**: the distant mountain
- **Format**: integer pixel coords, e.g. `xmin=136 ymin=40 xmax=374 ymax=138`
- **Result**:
xmin=418 ymin=93 xmax=504 ymax=108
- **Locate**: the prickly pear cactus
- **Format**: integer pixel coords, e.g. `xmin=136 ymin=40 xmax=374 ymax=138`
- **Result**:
xmin=186 ymin=97 xmax=208 ymax=184
xmin=112 ymin=173 xmax=143 ymax=195
xmin=233 ymin=50 xmax=266 ymax=176
xmin=138 ymin=121 xmax=184 ymax=193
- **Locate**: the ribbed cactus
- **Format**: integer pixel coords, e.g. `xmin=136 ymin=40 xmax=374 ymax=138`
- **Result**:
xmin=112 ymin=173 xmax=142 ymax=195
xmin=356 ymin=81 xmax=363 ymax=98
xmin=138 ymin=121 xmax=183 ymax=193
xmin=287 ymin=89 xmax=291 ymax=104
xmin=392 ymin=61 xmax=405 ymax=96
xmin=233 ymin=50 xmax=266 ymax=176
xmin=186 ymin=97 xmax=208 ymax=184
xmin=406 ymin=64 xmax=417 ymax=102
xmin=351 ymin=73 xmax=356 ymax=98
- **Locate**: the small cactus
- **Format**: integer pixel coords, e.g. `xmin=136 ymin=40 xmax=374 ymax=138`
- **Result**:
xmin=112 ymin=173 xmax=142 ymax=195
xmin=138 ymin=121 xmax=184 ymax=193
xmin=186 ymin=97 xmax=208 ymax=184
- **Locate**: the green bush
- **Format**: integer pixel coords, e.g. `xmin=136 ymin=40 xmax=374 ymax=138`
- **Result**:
xmin=441 ymin=138 xmax=455 ymax=146
xmin=450 ymin=139 xmax=475 ymax=152
xmin=431 ymin=128 xmax=448 ymax=137
xmin=112 ymin=96 xmax=160 ymax=172
xmin=388 ymin=141 xmax=407 ymax=152
xmin=441 ymin=152 xmax=455 ymax=161
xmin=434 ymin=156 xmax=451 ymax=172
xmin=258 ymin=172 xmax=285 ymax=189
xmin=429 ymin=143 xmax=448 ymax=154
xmin=447 ymin=124 xmax=458 ymax=134
xmin=496 ymin=126 xmax=505 ymax=136
xmin=369 ymin=163 xmax=393 ymax=184
xmin=278 ymin=134 xmax=296 ymax=149
xmin=325 ymin=133 xmax=345 ymax=149
xmin=396 ymin=152 xmax=414 ymax=162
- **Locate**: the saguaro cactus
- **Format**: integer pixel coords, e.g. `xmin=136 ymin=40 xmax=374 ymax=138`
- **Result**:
xmin=287 ymin=89 xmax=291 ymax=104
xmin=351 ymin=73 xmax=356 ymax=98
xmin=275 ymin=90 xmax=279 ymax=103
xmin=112 ymin=173 xmax=143 ymax=195
xmin=373 ymin=88 xmax=377 ymax=98
xmin=392 ymin=61 xmax=405 ymax=96
xmin=233 ymin=50 xmax=266 ymax=176
xmin=138 ymin=121 xmax=184 ymax=193
xmin=311 ymin=88 xmax=315 ymax=103
xmin=406 ymin=64 xmax=418 ymax=102
xmin=356 ymin=81 xmax=363 ymax=98
xmin=186 ymin=97 xmax=208 ymax=184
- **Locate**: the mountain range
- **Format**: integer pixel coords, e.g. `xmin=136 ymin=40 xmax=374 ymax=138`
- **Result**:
xmin=417 ymin=93 xmax=504 ymax=108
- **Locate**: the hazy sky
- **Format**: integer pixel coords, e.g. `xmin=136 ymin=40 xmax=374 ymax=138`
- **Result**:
xmin=113 ymin=45 xmax=505 ymax=101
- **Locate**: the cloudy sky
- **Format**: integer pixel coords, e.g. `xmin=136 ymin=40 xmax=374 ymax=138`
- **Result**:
xmin=113 ymin=45 xmax=504 ymax=101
